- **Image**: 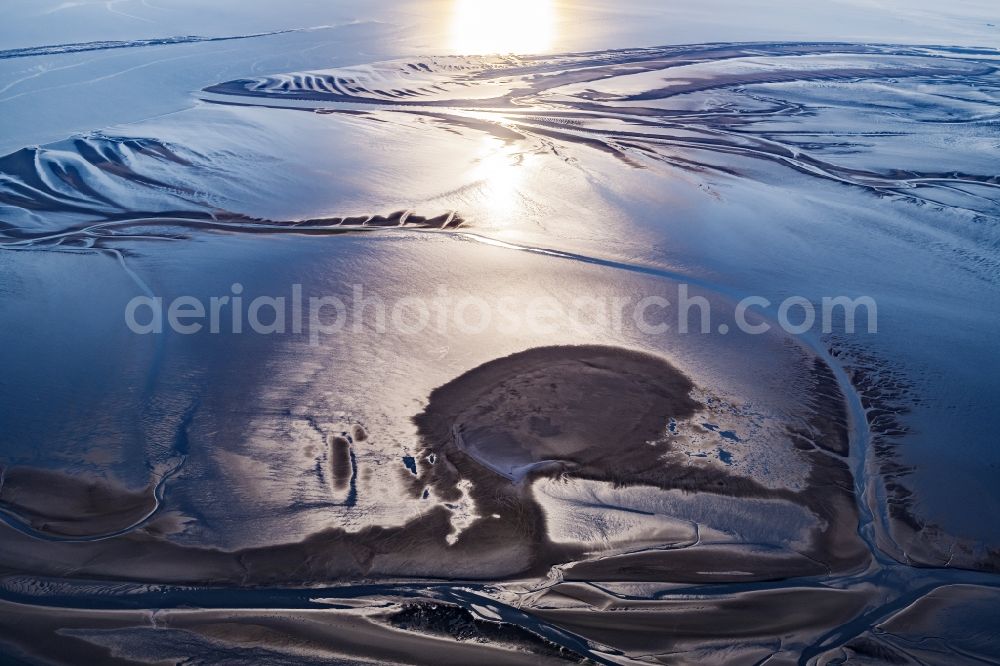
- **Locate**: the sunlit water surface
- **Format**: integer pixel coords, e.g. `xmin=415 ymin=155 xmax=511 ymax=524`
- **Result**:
xmin=1 ymin=1 xmax=1000 ymax=663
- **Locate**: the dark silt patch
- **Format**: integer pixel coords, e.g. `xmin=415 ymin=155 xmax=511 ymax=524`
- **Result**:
xmin=0 ymin=467 xmax=157 ymax=539
xmin=413 ymin=345 xmax=701 ymax=486
xmin=328 ymin=435 xmax=352 ymax=491
xmin=385 ymin=603 xmax=588 ymax=662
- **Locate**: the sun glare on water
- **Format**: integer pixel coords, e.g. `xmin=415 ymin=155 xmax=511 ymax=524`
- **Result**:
xmin=450 ymin=0 xmax=556 ymax=55
xmin=471 ymin=136 xmax=526 ymax=222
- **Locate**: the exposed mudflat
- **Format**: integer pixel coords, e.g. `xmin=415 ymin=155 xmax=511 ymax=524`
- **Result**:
xmin=1 ymin=29 xmax=999 ymax=665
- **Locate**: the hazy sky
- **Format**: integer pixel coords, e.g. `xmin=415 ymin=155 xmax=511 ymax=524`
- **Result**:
xmin=1 ymin=0 xmax=997 ymax=51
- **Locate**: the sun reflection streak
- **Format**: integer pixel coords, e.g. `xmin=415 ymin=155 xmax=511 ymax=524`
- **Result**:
xmin=450 ymin=0 xmax=556 ymax=55
xmin=470 ymin=136 xmax=527 ymax=222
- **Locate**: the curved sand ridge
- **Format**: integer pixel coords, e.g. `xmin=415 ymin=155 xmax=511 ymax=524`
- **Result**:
xmin=201 ymin=43 xmax=1000 ymax=226
xmin=4 ymin=43 xmax=998 ymax=252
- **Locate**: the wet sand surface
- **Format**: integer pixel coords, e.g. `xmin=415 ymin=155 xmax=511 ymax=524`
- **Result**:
xmin=0 ymin=346 xmax=862 ymax=583
xmin=2 ymin=338 xmax=996 ymax=663
xmin=0 ymin=467 xmax=158 ymax=540
xmin=1 ymin=34 xmax=999 ymax=665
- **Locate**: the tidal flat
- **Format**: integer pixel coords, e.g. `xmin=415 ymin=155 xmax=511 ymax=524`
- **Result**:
xmin=2 ymin=2 xmax=1000 ymax=663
